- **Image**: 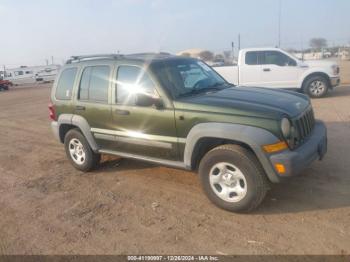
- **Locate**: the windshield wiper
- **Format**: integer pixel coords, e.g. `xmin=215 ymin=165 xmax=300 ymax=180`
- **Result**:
xmin=212 ymin=82 xmax=235 ymax=88
xmin=178 ymin=82 xmax=233 ymax=98
xmin=178 ymin=86 xmax=222 ymax=98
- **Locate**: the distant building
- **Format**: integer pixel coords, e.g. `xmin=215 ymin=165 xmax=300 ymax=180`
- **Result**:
xmin=3 ymin=64 xmax=60 ymax=85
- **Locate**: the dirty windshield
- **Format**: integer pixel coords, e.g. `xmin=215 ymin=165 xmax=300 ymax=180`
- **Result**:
xmin=153 ymin=59 xmax=230 ymax=99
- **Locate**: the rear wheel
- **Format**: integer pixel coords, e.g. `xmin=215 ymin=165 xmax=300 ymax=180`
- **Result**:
xmin=199 ymin=144 xmax=269 ymax=212
xmin=304 ymin=75 xmax=329 ymax=98
xmin=64 ymin=129 xmax=100 ymax=172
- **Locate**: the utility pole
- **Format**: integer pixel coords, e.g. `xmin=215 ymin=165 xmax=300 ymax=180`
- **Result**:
xmin=278 ymin=0 xmax=281 ymax=47
xmin=51 ymin=56 xmax=54 ymax=65
xmin=238 ymin=34 xmax=241 ymax=51
xmin=231 ymin=41 xmax=234 ymax=60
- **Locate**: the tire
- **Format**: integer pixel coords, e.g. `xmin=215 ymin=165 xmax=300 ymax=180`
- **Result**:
xmin=303 ymin=75 xmax=329 ymax=98
xmin=198 ymin=144 xmax=270 ymax=213
xmin=64 ymin=129 xmax=101 ymax=172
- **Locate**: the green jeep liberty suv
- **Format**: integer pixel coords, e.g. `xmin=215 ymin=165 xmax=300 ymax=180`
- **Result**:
xmin=50 ymin=53 xmax=327 ymax=212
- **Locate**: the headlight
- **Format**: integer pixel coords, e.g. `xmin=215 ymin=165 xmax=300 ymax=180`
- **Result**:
xmin=281 ymin=118 xmax=291 ymax=138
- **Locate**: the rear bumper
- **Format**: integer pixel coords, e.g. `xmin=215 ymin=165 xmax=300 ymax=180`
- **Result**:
xmin=330 ymin=76 xmax=340 ymax=87
xmin=269 ymin=121 xmax=327 ymax=178
xmin=51 ymin=121 xmax=60 ymax=142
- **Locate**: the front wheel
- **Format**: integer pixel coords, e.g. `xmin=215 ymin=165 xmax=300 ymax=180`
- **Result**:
xmin=304 ymin=76 xmax=329 ymax=98
xmin=199 ymin=144 xmax=269 ymax=212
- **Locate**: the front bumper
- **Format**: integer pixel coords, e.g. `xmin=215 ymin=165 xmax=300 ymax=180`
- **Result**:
xmin=330 ymin=76 xmax=340 ymax=87
xmin=269 ymin=120 xmax=327 ymax=177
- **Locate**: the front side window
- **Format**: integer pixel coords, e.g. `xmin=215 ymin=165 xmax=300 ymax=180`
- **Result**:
xmin=79 ymin=66 xmax=110 ymax=102
xmin=263 ymin=51 xmax=296 ymax=66
xmin=152 ymin=59 xmax=228 ymax=99
xmin=55 ymin=67 xmax=77 ymax=100
xmin=116 ymin=65 xmax=157 ymax=105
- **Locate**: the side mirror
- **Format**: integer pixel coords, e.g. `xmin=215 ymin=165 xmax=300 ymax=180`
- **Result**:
xmin=135 ymin=93 xmax=163 ymax=108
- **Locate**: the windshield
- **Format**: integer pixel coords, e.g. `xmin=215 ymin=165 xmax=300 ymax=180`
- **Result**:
xmin=152 ymin=59 xmax=229 ymax=99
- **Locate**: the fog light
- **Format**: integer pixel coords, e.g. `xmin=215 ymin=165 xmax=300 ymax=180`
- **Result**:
xmin=275 ymin=163 xmax=286 ymax=174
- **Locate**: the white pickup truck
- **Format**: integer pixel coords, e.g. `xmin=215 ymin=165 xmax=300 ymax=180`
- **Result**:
xmin=214 ymin=48 xmax=340 ymax=98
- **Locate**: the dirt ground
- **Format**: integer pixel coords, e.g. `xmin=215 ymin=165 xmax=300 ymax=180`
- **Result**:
xmin=0 ymin=84 xmax=349 ymax=255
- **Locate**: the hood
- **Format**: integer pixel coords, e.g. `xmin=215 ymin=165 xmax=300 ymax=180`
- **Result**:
xmin=178 ymin=86 xmax=310 ymax=118
xmin=303 ymin=60 xmax=337 ymax=68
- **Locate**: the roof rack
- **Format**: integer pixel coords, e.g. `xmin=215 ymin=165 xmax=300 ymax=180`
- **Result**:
xmin=66 ymin=54 xmax=123 ymax=64
xmin=65 ymin=52 xmax=175 ymax=64
xmin=126 ymin=52 xmax=172 ymax=56
xmin=125 ymin=52 xmax=174 ymax=59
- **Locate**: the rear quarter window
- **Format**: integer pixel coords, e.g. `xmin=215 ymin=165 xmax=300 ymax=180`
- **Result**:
xmin=245 ymin=52 xmax=258 ymax=65
xmin=55 ymin=68 xmax=77 ymax=100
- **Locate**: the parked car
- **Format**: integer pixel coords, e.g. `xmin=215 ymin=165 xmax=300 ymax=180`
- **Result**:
xmin=214 ymin=48 xmax=340 ymax=98
xmin=49 ymin=53 xmax=327 ymax=212
xmin=0 ymin=77 xmax=12 ymax=91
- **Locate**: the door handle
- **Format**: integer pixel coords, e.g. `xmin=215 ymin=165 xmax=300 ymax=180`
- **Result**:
xmin=263 ymin=68 xmax=271 ymax=72
xmin=75 ymin=105 xmax=86 ymax=111
xmin=115 ymin=109 xmax=130 ymax=115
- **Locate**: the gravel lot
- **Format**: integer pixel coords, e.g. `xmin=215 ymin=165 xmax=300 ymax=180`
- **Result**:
xmin=0 ymin=83 xmax=349 ymax=255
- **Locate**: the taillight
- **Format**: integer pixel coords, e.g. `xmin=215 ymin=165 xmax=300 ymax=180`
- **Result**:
xmin=48 ymin=102 xmax=56 ymax=121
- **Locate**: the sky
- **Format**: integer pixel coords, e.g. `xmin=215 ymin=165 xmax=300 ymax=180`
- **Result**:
xmin=0 ymin=0 xmax=349 ymax=66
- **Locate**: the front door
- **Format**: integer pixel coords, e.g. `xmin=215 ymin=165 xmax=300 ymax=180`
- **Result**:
xmin=239 ymin=51 xmax=262 ymax=86
xmin=106 ymin=64 xmax=178 ymax=160
xmin=259 ymin=51 xmax=301 ymax=88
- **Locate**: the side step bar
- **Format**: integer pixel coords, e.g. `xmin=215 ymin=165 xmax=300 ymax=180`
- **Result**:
xmin=98 ymin=149 xmax=189 ymax=170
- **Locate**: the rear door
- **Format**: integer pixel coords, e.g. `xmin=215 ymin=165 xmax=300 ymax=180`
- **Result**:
xmin=74 ymin=63 xmax=112 ymax=148
xmin=239 ymin=51 xmax=262 ymax=86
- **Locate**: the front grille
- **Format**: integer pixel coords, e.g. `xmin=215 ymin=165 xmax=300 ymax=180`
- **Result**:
xmin=292 ymin=107 xmax=315 ymax=147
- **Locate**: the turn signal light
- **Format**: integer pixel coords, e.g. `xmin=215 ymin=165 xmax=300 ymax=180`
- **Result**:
xmin=262 ymin=141 xmax=288 ymax=153
xmin=274 ymin=163 xmax=286 ymax=174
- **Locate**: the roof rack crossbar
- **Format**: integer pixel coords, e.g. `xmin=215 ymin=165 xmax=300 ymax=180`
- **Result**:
xmin=66 ymin=54 xmax=123 ymax=64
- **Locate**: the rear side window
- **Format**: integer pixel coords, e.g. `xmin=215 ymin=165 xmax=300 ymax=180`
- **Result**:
xmin=55 ymin=67 xmax=77 ymax=100
xmin=245 ymin=52 xmax=258 ymax=65
xmin=14 ymin=71 xmax=24 ymax=76
xmin=79 ymin=66 xmax=110 ymax=103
